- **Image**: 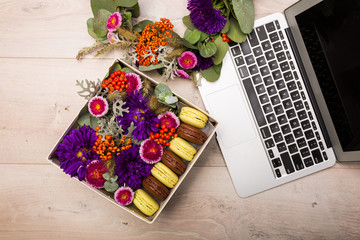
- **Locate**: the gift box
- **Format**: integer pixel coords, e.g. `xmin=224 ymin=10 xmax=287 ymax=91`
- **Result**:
xmin=48 ymin=58 xmax=218 ymax=223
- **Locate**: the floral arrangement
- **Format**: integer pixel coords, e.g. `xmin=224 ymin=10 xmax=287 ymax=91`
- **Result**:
xmin=56 ymin=60 xmax=185 ymax=207
xmin=77 ymin=0 xmax=255 ymax=83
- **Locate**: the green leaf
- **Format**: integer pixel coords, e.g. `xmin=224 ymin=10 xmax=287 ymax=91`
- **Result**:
xmin=201 ymin=65 xmax=221 ymax=82
xmin=138 ymin=62 xmax=164 ymax=71
xmin=90 ymin=115 xmax=99 ymax=130
xmin=121 ymin=67 xmax=133 ymax=74
xmin=221 ymin=19 xmax=231 ymax=33
xmin=213 ymin=36 xmax=229 ymax=65
xmin=105 ymin=62 xmax=122 ymax=78
xmin=231 ymin=0 xmax=255 ymax=34
xmin=198 ymin=41 xmax=217 ymax=58
xmin=165 ymin=95 xmax=178 ymax=105
xmin=134 ymin=20 xmax=153 ymax=33
xmin=155 ymin=83 xmax=172 ymax=96
xmin=104 ymin=181 xmax=119 ymax=193
xmin=227 ymin=17 xmax=246 ymax=43
xmin=199 ymin=32 xmax=209 ymax=42
xmin=103 ymin=172 xmax=111 ymax=181
xmin=110 ymin=175 xmax=118 ymax=182
xmin=91 ymin=0 xmax=121 ymax=17
xmin=155 ymin=83 xmax=178 ymax=108
xmin=182 ymin=15 xmax=195 ymax=30
xmin=184 ymin=29 xmax=201 ymax=44
xmin=214 ymin=62 xmax=223 ymax=75
xmin=130 ymin=3 xmax=140 ymax=18
xmin=93 ymin=9 xmax=112 ymax=37
xmin=77 ymin=106 xmax=91 ymax=127
xmin=118 ymin=0 xmax=138 ymax=8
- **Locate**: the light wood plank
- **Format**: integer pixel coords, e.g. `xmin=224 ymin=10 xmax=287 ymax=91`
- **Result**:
xmin=0 ymin=165 xmax=359 ymax=240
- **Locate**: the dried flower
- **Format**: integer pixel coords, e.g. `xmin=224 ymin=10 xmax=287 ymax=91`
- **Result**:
xmin=177 ymin=51 xmax=197 ymax=69
xmin=85 ymin=160 xmax=108 ymax=188
xmin=125 ymin=73 xmax=142 ymax=94
xmin=107 ymin=12 xmax=122 ymax=32
xmin=174 ymin=69 xmax=190 ymax=79
xmin=114 ymin=186 xmax=134 ymax=205
xmin=88 ymin=96 xmax=109 ymax=117
xmin=140 ymin=139 xmax=163 ymax=164
xmin=107 ymin=31 xmax=120 ymax=44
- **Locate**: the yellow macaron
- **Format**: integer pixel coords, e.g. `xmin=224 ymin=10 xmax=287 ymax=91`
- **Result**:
xmin=151 ymin=162 xmax=179 ymax=188
xmin=179 ymin=107 xmax=208 ymax=129
xmin=169 ymin=137 xmax=197 ymax=161
xmin=133 ymin=189 xmax=159 ymax=216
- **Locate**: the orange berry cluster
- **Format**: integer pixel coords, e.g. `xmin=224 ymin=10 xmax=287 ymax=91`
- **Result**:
xmin=221 ymin=33 xmax=230 ymax=43
xmin=101 ymin=70 xmax=129 ymax=94
xmin=149 ymin=124 xmax=178 ymax=148
xmin=135 ymin=18 xmax=174 ymax=66
xmin=93 ymin=127 xmax=132 ymax=161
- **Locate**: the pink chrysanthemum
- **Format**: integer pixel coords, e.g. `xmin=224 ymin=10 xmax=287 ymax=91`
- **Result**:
xmin=88 ymin=96 xmax=109 ymax=117
xmin=177 ymin=51 xmax=197 ymax=69
xmin=125 ymin=73 xmax=142 ymax=94
xmin=158 ymin=111 xmax=180 ymax=129
xmin=107 ymin=31 xmax=120 ymax=44
xmin=106 ymin=12 xmax=122 ymax=32
xmin=140 ymin=139 xmax=163 ymax=164
xmin=114 ymin=186 xmax=134 ymax=205
xmin=85 ymin=160 xmax=108 ymax=189
xmin=174 ymin=69 xmax=190 ymax=79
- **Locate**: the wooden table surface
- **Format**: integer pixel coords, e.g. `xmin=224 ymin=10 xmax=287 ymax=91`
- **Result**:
xmin=1 ymin=0 xmax=359 ymax=239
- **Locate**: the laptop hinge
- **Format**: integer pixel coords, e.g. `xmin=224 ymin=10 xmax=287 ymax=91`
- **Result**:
xmin=285 ymin=27 xmax=332 ymax=148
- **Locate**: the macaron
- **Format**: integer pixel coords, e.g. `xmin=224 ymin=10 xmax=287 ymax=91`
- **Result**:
xmin=151 ymin=162 xmax=178 ymax=188
xmin=142 ymin=176 xmax=170 ymax=201
xmin=176 ymin=123 xmax=208 ymax=145
xmin=133 ymin=189 xmax=159 ymax=216
xmin=161 ymin=149 xmax=187 ymax=175
xmin=179 ymin=106 xmax=208 ymax=129
xmin=169 ymin=137 xmax=197 ymax=161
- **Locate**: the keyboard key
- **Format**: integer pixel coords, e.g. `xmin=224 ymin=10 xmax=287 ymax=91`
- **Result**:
xmin=266 ymin=113 xmax=276 ymax=123
xmin=260 ymin=126 xmax=271 ymax=139
xmin=262 ymin=40 xmax=272 ymax=51
xmin=294 ymin=100 xmax=304 ymax=110
xmin=275 ymin=20 xmax=280 ymax=29
xmin=252 ymin=74 xmax=262 ymax=84
xmin=279 ymin=31 xmax=284 ymax=39
xmin=270 ymin=123 xmax=280 ymax=133
xmin=280 ymin=62 xmax=290 ymax=71
xmin=256 ymin=25 xmax=268 ymax=41
xmin=323 ymin=151 xmax=328 ymax=160
xmin=294 ymin=71 xmax=299 ymax=80
xmin=290 ymin=119 xmax=300 ymax=129
xmin=297 ymin=110 xmax=307 ymax=120
xmin=287 ymin=81 xmax=297 ymax=91
xmin=286 ymin=109 xmax=296 ymax=119
xmin=304 ymin=129 xmax=314 ymax=139
xmin=256 ymin=84 xmax=266 ymax=94
xmin=256 ymin=56 xmax=266 ymax=66
xmin=275 ymin=168 xmax=282 ymax=178
xmin=280 ymin=152 xmax=295 ymax=174
xmin=253 ymin=46 xmax=263 ymax=57
xmin=300 ymin=147 xmax=310 ymax=157
xmin=260 ymin=66 xmax=270 ymax=76
xmin=286 ymin=51 xmax=291 ymax=59
xmin=265 ymin=50 xmax=275 ymax=60
xmin=240 ymin=40 xmax=251 ymax=55
xmin=234 ymin=56 xmax=245 ymax=66
xmin=293 ymin=128 xmax=303 ymax=138
xmin=290 ymin=90 xmax=300 ymax=101
xmin=263 ymin=104 xmax=273 ymax=114
xmin=265 ymin=22 xmax=276 ymax=32
xmin=278 ymin=114 xmax=287 ymax=125
xmin=267 ymin=86 xmax=277 ymax=96
xmin=243 ymin=78 xmax=267 ymax=127
xmin=249 ymin=64 xmax=259 ymax=75
xmin=290 ymin=61 xmax=295 ymax=70
xmin=297 ymin=137 xmax=307 ymax=148
xmin=263 ymin=76 xmax=273 ymax=86
xmin=259 ymin=94 xmax=269 ymax=104
xmin=283 ymin=71 xmax=293 ymax=81
xmin=284 ymin=134 xmax=295 ymax=144
xmin=248 ymin=30 xmax=259 ymax=47
xmin=231 ymin=46 xmax=241 ymax=56
xmin=269 ymin=32 xmax=279 ymax=42
xmin=279 ymin=89 xmax=289 ymax=99
xmin=312 ymin=149 xmax=323 ymax=163
xmin=308 ymin=139 xmax=318 ymax=149
xmin=272 ymin=70 xmax=282 ymax=80
xmin=292 ymin=153 xmax=304 ymax=170
xmin=272 ymin=158 xmax=282 ymax=168
xmin=303 ymin=157 xmax=314 ymax=167
xmin=273 ymin=42 xmax=283 ymax=52
xmin=265 ymin=139 xmax=275 ymax=148
xmin=238 ymin=66 xmax=249 ymax=78
xmin=277 ymin=142 xmax=287 ymax=152
xmin=288 ymin=144 xmax=298 ymax=154
xmin=283 ymin=99 xmax=292 ymax=109
xmin=274 ymin=133 xmax=283 ymax=143
xmin=282 ymin=41 xmax=288 ymax=50
xmin=301 ymin=120 xmax=311 ymax=130
xmin=245 ymin=55 xmax=255 ymax=65
xmin=270 ymin=95 xmax=280 ymax=105
xmin=268 ymin=149 xmax=274 ymax=158
xmin=269 ymin=60 xmax=279 ymax=70
xmin=274 ymin=105 xmax=284 ymax=115
xmin=281 ymin=124 xmax=291 ymax=134
xmin=276 ymin=52 xmax=286 ymax=62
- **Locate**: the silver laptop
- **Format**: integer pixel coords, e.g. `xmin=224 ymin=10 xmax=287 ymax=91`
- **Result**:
xmin=199 ymin=0 xmax=360 ymax=197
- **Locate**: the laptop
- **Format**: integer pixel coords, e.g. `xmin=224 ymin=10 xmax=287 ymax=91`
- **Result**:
xmin=198 ymin=0 xmax=360 ymax=197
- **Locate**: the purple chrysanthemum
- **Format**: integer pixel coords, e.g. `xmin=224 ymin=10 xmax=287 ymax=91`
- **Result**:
xmin=158 ymin=111 xmax=180 ymax=129
xmin=187 ymin=0 xmax=227 ymax=34
xmin=107 ymin=31 xmax=120 ymax=44
xmin=177 ymin=51 xmax=197 ymax=69
xmin=140 ymin=139 xmax=163 ymax=164
xmin=88 ymin=96 xmax=109 ymax=117
xmin=85 ymin=160 xmax=108 ymax=189
xmin=114 ymin=145 xmax=153 ymax=190
xmin=125 ymin=73 xmax=142 ymax=94
xmin=107 ymin=12 xmax=122 ymax=32
xmin=174 ymin=69 xmax=190 ymax=79
xmin=193 ymin=51 xmax=214 ymax=71
xmin=116 ymin=90 xmax=159 ymax=140
xmin=56 ymin=125 xmax=99 ymax=181
xmin=114 ymin=186 xmax=134 ymax=206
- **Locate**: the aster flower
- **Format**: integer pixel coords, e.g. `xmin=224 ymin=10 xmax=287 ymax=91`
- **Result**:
xmin=187 ymin=0 xmax=227 ymax=34
xmin=158 ymin=111 xmax=180 ymax=129
xmin=114 ymin=186 xmax=134 ymax=205
xmin=140 ymin=139 xmax=163 ymax=164
xmin=56 ymin=125 xmax=99 ymax=181
xmin=85 ymin=160 xmax=108 ymax=189
xmin=125 ymin=73 xmax=142 ymax=94
xmin=114 ymin=145 xmax=153 ymax=190
xmin=88 ymin=96 xmax=109 ymax=117
xmin=107 ymin=31 xmax=120 ymax=44
xmin=193 ymin=51 xmax=214 ymax=71
xmin=177 ymin=51 xmax=197 ymax=69
xmin=107 ymin=12 xmax=122 ymax=32
xmin=174 ymin=69 xmax=190 ymax=79
xmin=116 ymin=90 xmax=159 ymax=140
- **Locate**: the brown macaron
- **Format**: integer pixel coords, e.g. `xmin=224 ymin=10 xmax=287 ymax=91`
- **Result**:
xmin=142 ymin=176 xmax=170 ymax=201
xmin=176 ymin=123 xmax=208 ymax=145
xmin=161 ymin=149 xmax=187 ymax=175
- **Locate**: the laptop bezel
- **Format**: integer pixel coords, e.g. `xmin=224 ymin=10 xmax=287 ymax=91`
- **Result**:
xmin=283 ymin=0 xmax=360 ymax=162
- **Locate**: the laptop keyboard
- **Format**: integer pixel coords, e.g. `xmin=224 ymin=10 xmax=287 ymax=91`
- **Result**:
xmin=229 ymin=20 xmax=329 ymax=178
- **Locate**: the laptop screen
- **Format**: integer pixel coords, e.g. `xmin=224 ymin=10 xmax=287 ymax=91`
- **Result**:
xmin=295 ymin=0 xmax=360 ymax=152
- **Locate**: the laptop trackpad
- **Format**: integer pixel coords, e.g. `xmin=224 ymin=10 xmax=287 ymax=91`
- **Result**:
xmin=206 ymin=84 xmax=257 ymax=148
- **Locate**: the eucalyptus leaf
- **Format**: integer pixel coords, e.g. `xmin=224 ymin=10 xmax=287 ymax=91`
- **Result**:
xmin=117 ymin=0 xmax=138 ymax=8
xmin=213 ymin=36 xmax=229 ymax=65
xmin=110 ymin=175 xmax=118 ymax=182
xmin=231 ymin=0 xmax=255 ymax=34
xmin=130 ymin=3 xmax=140 ymax=18
xmin=87 ymin=17 xmax=107 ymax=41
xmin=221 ymin=19 xmax=231 ymax=33
xmin=138 ymin=62 xmax=164 ymax=71
xmin=103 ymin=172 xmax=111 ymax=181
xmin=77 ymin=106 xmax=91 ymax=127
xmin=91 ymin=0 xmax=121 ymax=17
xmin=213 ymin=62 xmax=223 ymax=75
xmin=105 ymin=62 xmax=122 ymax=78
xmin=169 ymin=30 xmax=197 ymax=50
xmin=200 ymin=65 xmax=220 ymax=82
xmin=90 ymin=115 xmax=99 ymax=130
xmin=182 ymin=15 xmax=195 ymax=30
xmin=155 ymin=83 xmax=172 ymax=96
xmin=165 ymin=95 xmax=178 ymax=104
xmin=199 ymin=32 xmax=209 ymax=42
xmin=121 ymin=67 xmax=134 ymax=74
xmin=227 ymin=17 xmax=246 ymax=43
xmin=184 ymin=29 xmax=201 ymax=44
xmin=104 ymin=181 xmax=119 ymax=193
xmin=198 ymin=41 xmax=217 ymax=58
xmin=134 ymin=20 xmax=153 ymax=33
xmin=93 ymin=9 xmax=112 ymax=37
